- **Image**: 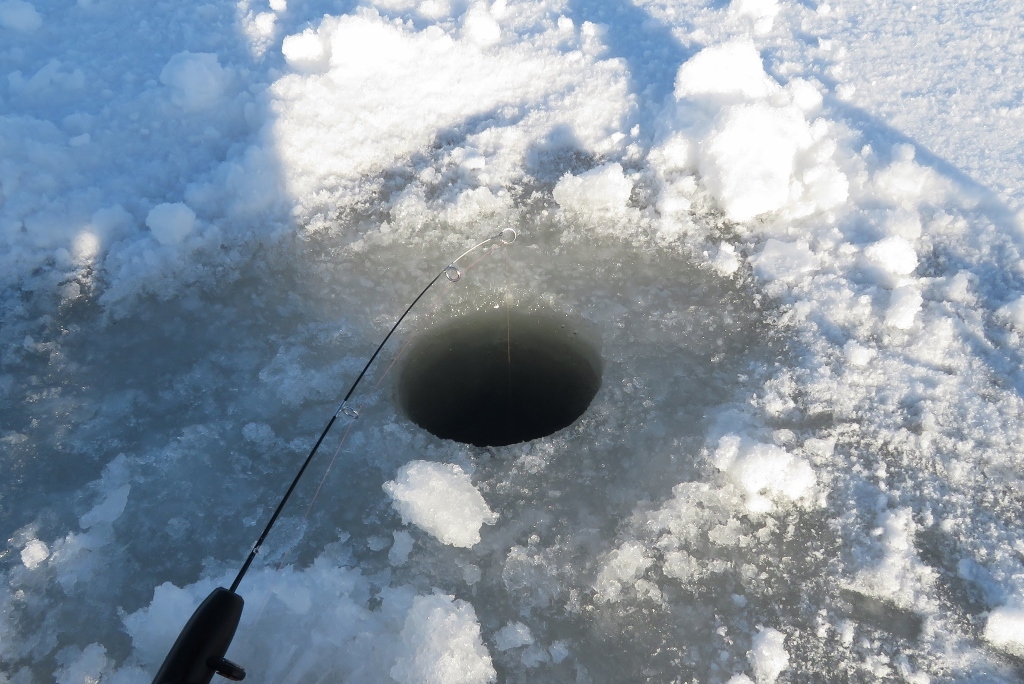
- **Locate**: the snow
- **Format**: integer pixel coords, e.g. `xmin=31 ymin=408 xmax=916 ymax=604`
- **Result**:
xmin=751 ymin=239 xmax=818 ymax=283
xmin=552 ymin=162 xmax=635 ymax=223
xmin=390 ymin=593 xmax=496 ymax=684
xmin=159 ymin=52 xmax=232 ymax=113
xmin=3 ymin=0 xmax=1024 ymax=681
xmin=748 ymin=627 xmax=789 ymax=684
xmin=863 ymin=235 xmax=918 ymax=286
xmin=493 ymin=622 xmax=533 ymax=651
xmin=384 ymin=461 xmax=498 ymax=548
xmin=19 ymin=540 xmax=48 ymax=570
xmin=145 ymin=203 xmax=197 ymax=247
xmin=984 ymin=606 xmax=1024 ymax=657
xmin=670 ymin=39 xmax=848 ymax=223
xmin=594 ymin=541 xmax=654 ymax=603
xmin=389 ymin=530 xmax=415 ymax=565
xmin=712 ymin=435 xmax=817 ymax=514
xmin=884 ymin=285 xmax=923 ymax=330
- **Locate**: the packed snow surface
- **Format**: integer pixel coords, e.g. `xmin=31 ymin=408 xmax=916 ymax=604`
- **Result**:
xmin=3 ymin=0 xmax=1024 ymax=682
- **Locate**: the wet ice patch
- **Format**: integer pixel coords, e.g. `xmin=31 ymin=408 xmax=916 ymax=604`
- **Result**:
xmin=390 ymin=530 xmax=415 ymax=565
xmin=79 ymin=484 xmax=130 ymax=529
xmin=384 ymin=461 xmax=498 ymax=548
xmin=391 ymin=593 xmax=496 ymax=684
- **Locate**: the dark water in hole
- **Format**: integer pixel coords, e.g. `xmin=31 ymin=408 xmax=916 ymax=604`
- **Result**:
xmin=397 ymin=308 xmax=602 ymax=446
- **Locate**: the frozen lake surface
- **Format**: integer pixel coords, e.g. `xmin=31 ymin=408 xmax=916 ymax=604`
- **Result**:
xmin=2 ymin=0 xmax=1024 ymax=682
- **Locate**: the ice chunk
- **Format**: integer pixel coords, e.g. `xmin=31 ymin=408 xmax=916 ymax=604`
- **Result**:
xmin=884 ymin=285 xmax=922 ymax=330
xmin=282 ymin=28 xmax=330 ymax=73
xmin=79 ymin=484 xmax=130 ymax=529
xmin=752 ymin=239 xmax=818 ymax=283
xmin=462 ymin=4 xmax=500 ymax=47
xmin=493 ymin=621 xmax=533 ymax=651
xmin=390 ymin=530 xmax=415 ymax=565
xmin=712 ymin=243 xmax=741 ymax=276
xmin=672 ymin=40 xmax=848 ymax=221
xmin=0 ymin=0 xmax=42 ymax=32
xmin=548 ymin=641 xmax=570 ymax=663
xmin=852 ymin=508 xmax=935 ymax=609
xmin=864 ymin=236 xmax=918 ymax=284
xmin=160 ymin=52 xmax=230 ymax=112
xmin=553 ymin=163 xmax=634 ymax=221
xmin=843 ymin=340 xmax=875 ymax=367
xmin=594 ymin=541 xmax=652 ymax=602
xmin=873 ymin=146 xmax=949 ymax=207
xmin=146 ymin=203 xmax=196 ymax=246
xmin=984 ymin=606 xmax=1024 ymax=657
xmin=391 ymin=593 xmax=496 ymax=684
xmin=675 ymin=39 xmax=779 ymax=104
xmin=729 ymin=0 xmax=779 ymax=34
xmin=713 ymin=435 xmax=817 ymax=514
xmin=749 ymin=627 xmax=789 ymax=684
xmin=55 ymin=643 xmax=110 ymax=684
xmin=20 ymin=539 xmax=48 ymax=569
xmin=726 ymin=676 xmax=755 ymax=684
xmin=384 ymin=461 xmax=497 ymax=548
xmin=997 ymin=295 xmax=1024 ymax=330
xmin=700 ymin=104 xmax=811 ymax=221
xmin=787 ymin=78 xmax=823 ymax=113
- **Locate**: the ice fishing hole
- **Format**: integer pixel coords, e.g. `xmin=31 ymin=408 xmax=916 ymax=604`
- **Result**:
xmin=398 ymin=308 xmax=602 ymax=447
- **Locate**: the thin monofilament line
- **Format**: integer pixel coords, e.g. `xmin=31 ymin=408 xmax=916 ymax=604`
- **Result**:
xmin=301 ymin=245 xmax=500 ymax=530
xmin=229 ymin=228 xmax=516 ymax=593
xmin=370 ymin=241 xmax=501 ymax=393
xmin=504 ymin=244 xmax=513 ymax=432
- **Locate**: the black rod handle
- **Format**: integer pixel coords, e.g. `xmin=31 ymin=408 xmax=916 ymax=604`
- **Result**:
xmin=152 ymin=587 xmax=245 ymax=684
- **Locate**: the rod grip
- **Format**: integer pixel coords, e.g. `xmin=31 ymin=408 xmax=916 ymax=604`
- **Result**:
xmin=152 ymin=587 xmax=246 ymax=684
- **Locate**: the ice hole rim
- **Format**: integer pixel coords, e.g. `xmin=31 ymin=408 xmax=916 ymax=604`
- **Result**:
xmin=396 ymin=306 xmax=603 ymax=448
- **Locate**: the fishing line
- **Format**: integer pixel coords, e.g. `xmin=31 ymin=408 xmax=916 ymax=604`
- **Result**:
xmin=228 ymin=227 xmax=517 ymax=594
xmin=300 ymin=236 xmax=509 ymax=528
xmin=239 ymin=236 xmax=511 ymax=635
xmin=504 ymin=243 xmax=513 ymax=433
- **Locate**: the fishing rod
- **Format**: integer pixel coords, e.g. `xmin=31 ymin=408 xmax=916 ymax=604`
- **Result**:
xmin=151 ymin=227 xmax=517 ymax=684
